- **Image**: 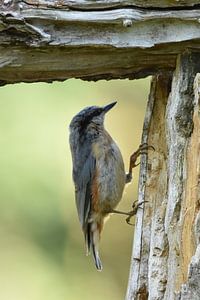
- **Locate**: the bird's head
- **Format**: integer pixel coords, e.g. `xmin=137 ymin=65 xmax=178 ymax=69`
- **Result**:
xmin=69 ymin=101 xmax=117 ymax=132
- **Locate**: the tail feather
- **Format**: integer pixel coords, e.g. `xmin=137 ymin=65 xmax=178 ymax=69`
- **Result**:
xmin=91 ymin=241 xmax=102 ymax=271
xmin=84 ymin=221 xmax=103 ymax=271
xmin=85 ymin=223 xmax=91 ymax=256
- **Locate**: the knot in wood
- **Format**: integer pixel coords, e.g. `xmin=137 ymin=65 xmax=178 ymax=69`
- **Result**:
xmin=3 ymin=0 xmax=12 ymax=5
xmin=123 ymin=19 xmax=132 ymax=28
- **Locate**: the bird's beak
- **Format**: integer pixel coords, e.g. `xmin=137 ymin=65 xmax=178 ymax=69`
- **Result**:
xmin=103 ymin=101 xmax=117 ymax=113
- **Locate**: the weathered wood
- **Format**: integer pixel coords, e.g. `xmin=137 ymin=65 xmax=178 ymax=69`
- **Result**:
xmin=126 ymin=52 xmax=200 ymax=300
xmin=126 ymin=73 xmax=172 ymax=300
xmin=1 ymin=1 xmax=200 ymax=84
xmin=176 ymin=73 xmax=200 ymax=300
xmin=125 ymin=75 xmax=156 ymax=299
xmin=15 ymin=0 xmax=200 ymax=9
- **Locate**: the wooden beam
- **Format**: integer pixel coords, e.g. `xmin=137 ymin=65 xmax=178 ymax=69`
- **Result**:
xmin=17 ymin=1 xmax=200 ymax=9
xmin=1 ymin=1 xmax=200 ymax=83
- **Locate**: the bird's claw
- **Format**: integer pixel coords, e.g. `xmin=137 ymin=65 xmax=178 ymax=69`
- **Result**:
xmin=126 ymin=200 xmax=148 ymax=225
xmin=126 ymin=212 xmax=135 ymax=226
xmin=129 ymin=143 xmax=155 ymax=169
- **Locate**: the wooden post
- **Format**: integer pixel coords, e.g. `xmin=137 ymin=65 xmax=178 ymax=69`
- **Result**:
xmin=126 ymin=53 xmax=200 ymax=299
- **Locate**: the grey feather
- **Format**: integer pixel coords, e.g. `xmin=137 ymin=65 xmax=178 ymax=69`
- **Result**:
xmin=69 ymin=126 xmax=96 ymax=229
xmin=74 ymin=156 xmax=96 ymax=228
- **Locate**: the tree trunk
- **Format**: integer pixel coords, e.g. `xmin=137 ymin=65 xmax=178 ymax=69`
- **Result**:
xmin=126 ymin=52 xmax=200 ymax=300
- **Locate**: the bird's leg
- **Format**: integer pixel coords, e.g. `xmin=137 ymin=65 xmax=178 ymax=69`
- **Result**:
xmin=109 ymin=209 xmax=132 ymax=216
xmin=108 ymin=145 xmax=153 ymax=224
xmin=126 ymin=143 xmax=155 ymax=183
xmin=108 ymin=200 xmax=148 ymax=225
xmin=123 ymin=144 xmax=154 ymax=224
xmin=125 ymin=200 xmax=148 ymax=225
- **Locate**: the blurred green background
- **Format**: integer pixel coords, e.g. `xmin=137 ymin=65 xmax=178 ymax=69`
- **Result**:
xmin=0 ymin=78 xmax=150 ymax=300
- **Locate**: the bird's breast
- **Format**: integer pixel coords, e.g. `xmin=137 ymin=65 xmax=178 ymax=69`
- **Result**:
xmin=92 ymin=136 xmax=125 ymax=212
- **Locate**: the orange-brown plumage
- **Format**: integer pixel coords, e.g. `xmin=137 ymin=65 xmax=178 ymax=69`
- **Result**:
xmin=91 ymin=169 xmax=99 ymax=213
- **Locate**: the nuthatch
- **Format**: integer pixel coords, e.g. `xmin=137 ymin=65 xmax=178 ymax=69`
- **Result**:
xmin=69 ymin=102 xmax=151 ymax=271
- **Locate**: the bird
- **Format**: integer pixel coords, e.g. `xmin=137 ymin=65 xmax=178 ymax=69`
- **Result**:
xmin=69 ymin=101 xmax=151 ymax=271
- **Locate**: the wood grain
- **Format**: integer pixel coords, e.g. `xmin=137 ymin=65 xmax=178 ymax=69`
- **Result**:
xmin=1 ymin=1 xmax=200 ymax=84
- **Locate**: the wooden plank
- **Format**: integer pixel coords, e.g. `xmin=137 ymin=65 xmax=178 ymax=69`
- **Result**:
xmin=19 ymin=0 xmax=200 ymax=9
xmin=126 ymin=74 xmax=171 ymax=299
xmin=126 ymin=76 xmax=157 ymax=300
xmin=1 ymin=1 xmax=200 ymax=83
xmin=177 ymin=73 xmax=200 ymax=300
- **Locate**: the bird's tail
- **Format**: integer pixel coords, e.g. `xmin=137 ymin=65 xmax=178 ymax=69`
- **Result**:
xmin=85 ymin=221 xmax=103 ymax=271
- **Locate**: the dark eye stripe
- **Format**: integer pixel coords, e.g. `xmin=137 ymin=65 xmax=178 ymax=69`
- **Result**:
xmin=78 ymin=109 xmax=102 ymax=133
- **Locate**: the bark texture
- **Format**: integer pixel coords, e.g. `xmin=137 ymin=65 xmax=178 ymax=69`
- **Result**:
xmin=126 ymin=53 xmax=200 ymax=300
xmin=1 ymin=1 xmax=200 ymax=84
xmin=18 ymin=1 xmax=200 ymax=9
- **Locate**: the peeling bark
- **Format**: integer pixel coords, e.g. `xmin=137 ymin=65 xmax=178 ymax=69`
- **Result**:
xmin=177 ymin=74 xmax=200 ymax=300
xmin=126 ymin=53 xmax=200 ymax=300
xmin=126 ymin=73 xmax=171 ymax=300
xmin=8 ymin=0 xmax=200 ymax=9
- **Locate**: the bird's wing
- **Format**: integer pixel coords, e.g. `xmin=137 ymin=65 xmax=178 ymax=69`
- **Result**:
xmin=72 ymin=145 xmax=96 ymax=230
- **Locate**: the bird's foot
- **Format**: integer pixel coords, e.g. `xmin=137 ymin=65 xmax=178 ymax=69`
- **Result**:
xmin=129 ymin=143 xmax=155 ymax=170
xmin=108 ymin=200 xmax=148 ymax=225
xmin=125 ymin=200 xmax=148 ymax=225
xmin=126 ymin=143 xmax=155 ymax=183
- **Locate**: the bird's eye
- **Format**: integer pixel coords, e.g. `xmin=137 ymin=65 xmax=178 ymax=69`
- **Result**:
xmin=91 ymin=109 xmax=102 ymax=118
